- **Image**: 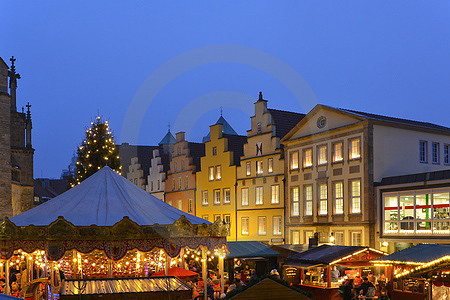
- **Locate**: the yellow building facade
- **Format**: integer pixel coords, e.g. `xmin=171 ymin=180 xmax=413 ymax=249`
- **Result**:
xmin=236 ymin=93 xmax=305 ymax=243
xmin=195 ymin=123 xmax=246 ymax=241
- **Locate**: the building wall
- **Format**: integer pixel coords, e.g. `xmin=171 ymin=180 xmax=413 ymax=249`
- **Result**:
xmin=146 ymin=149 xmax=167 ymax=201
xmin=127 ymin=157 xmax=146 ymax=189
xmin=196 ymin=124 xmax=238 ymax=241
xmin=0 ymin=92 xmax=13 ymax=218
xmin=372 ymin=125 xmax=450 ymax=181
xmin=236 ymin=100 xmax=286 ymax=243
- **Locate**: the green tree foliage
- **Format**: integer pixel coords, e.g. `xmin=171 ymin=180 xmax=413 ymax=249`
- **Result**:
xmin=71 ymin=116 xmax=121 ymax=186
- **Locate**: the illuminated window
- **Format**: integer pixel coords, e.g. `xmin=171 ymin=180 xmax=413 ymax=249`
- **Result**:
xmin=303 ymin=148 xmax=313 ymax=168
xmin=271 ymin=185 xmax=280 ymax=204
xmin=290 ymin=151 xmax=299 ymax=170
xmin=214 ymin=189 xmax=220 ymax=205
xmin=177 ymin=199 xmax=182 ymax=210
xmin=202 ymin=191 xmax=208 ymax=205
xmin=291 ymin=187 xmax=299 ymax=216
xmin=334 ymin=181 xmax=344 ymax=214
xmin=256 ymin=187 xmax=264 ymax=205
xmin=241 ymin=188 xmax=249 ymax=206
xmin=208 ymin=167 xmax=214 ymax=181
xmin=351 ymin=231 xmax=362 ymax=246
xmin=223 ymin=188 xmax=230 ymax=204
xmin=349 ymin=138 xmax=361 ymax=160
xmin=258 ymin=216 xmax=267 ymax=235
xmin=256 ymin=161 xmax=263 ymax=175
xmin=223 ymin=214 xmax=231 ymax=236
xmin=332 ymin=142 xmax=343 ymax=162
xmin=319 ymin=183 xmax=328 ymax=215
xmin=420 ymin=141 xmax=428 ymax=163
xmin=304 ymin=185 xmax=313 ymax=216
xmin=241 ymin=217 xmax=249 ymax=235
xmin=351 ymin=180 xmax=361 ymax=213
xmin=215 ymin=165 xmax=222 ymax=180
xmin=333 ymin=231 xmax=345 ymax=245
xmin=246 ymin=162 xmax=251 ymax=176
xmin=273 ymin=216 xmax=282 ymax=235
xmin=317 ymin=145 xmax=327 ymax=165
xmin=292 ymin=231 xmax=300 ymax=244
xmin=268 ymin=158 xmax=273 ymax=173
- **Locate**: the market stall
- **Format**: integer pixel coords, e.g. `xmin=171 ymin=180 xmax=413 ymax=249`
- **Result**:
xmin=0 ymin=167 xmax=227 ymax=299
xmin=283 ymin=244 xmax=386 ymax=300
xmin=371 ymin=244 xmax=450 ymax=300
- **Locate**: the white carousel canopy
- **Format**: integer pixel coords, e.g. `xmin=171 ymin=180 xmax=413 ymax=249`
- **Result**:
xmin=11 ymin=166 xmax=208 ymax=226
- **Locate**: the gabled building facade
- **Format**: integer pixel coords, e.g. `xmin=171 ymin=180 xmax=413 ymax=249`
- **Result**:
xmin=165 ymin=132 xmax=205 ymax=214
xmin=282 ymin=104 xmax=450 ymax=247
xmin=236 ymin=93 xmax=305 ymax=243
xmin=195 ymin=121 xmax=246 ymax=241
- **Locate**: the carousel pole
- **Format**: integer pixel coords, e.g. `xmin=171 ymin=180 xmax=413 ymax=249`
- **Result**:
xmin=326 ymin=265 xmax=331 ymax=288
xmin=164 ymin=252 xmax=169 ymax=276
xmin=50 ymin=261 xmax=55 ymax=300
xmin=0 ymin=259 xmax=4 ymax=278
xmin=179 ymin=248 xmax=185 ymax=268
xmin=5 ymin=258 xmax=10 ymax=295
xmin=202 ymin=246 xmax=208 ymax=300
xmin=219 ymin=254 xmax=225 ymax=296
xmin=108 ymin=258 xmax=113 ymax=278
xmin=72 ymin=250 xmax=78 ymax=279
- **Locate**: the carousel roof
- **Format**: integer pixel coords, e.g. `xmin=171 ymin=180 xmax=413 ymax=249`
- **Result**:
xmin=11 ymin=166 xmax=208 ymax=227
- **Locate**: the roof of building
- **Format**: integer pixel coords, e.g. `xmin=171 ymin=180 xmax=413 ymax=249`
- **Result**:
xmin=226 ymin=241 xmax=280 ymax=259
xmin=187 ymin=142 xmax=205 ymax=171
xmin=159 ymin=130 xmax=176 ymax=145
xmin=203 ymin=115 xmax=239 ymax=142
xmin=285 ymin=245 xmax=366 ymax=266
xmin=11 ymin=166 xmax=209 ymax=226
xmin=268 ymin=108 xmax=306 ymax=139
xmin=377 ymin=169 xmax=450 ymax=186
xmin=338 ymin=108 xmax=450 ymax=131
xmin=34 ymin=178 xmax=68 ymax=198
xmin=117 ymin=143 xmax=159 ymax=184
xmin=224 ymin=134 xmax=247 ymax=166
xmin=372 ymin=244 xmax=450 ymax=264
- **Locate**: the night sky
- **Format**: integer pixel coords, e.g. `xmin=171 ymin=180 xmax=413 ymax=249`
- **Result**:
xmin=1 ymin=1 xmax=449 ymax=178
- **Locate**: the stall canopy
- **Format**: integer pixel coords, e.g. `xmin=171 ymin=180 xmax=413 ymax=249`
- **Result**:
xmin=151 ymin=267 xmax=199 ymax=279
xmin=11 ymin=166 xmax=207 ymax=226
xmin=226 ymin=241 xmax=280 ymax=259
xmin=285 ymin=245 xmax=386 ymax=267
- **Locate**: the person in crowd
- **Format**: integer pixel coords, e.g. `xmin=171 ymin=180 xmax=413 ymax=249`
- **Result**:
xmin=360 ymin=277 xmax=376 ymax=298
xmin=339 ymin=278 xmax=353 ymax=300
xmin=331 ymin=266 xmax=340 ymax=282
xmin=226 ymin=280 xmax=236 ymax=293
xmin=269 ymin=269 xmax=280 ymax=280
xmin=240 ymin=269 xmax=247 ymax=285
xmin=250 ymin=270 xmax=257 ymax=281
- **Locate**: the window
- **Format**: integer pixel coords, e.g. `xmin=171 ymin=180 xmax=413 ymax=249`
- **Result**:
xmin=317 ymin=145 xmax=327 ymax=165
xmin=246 ymin=162 xmax=251 ymax=176
xmin=188 ymin=198 xmax=193 ymax=213
xmin=202 ymin=215 xmax=208 ymax=221
xmin=349 ymin=138 xmax=361 ymax=159
xmin=212 ymin=146 xmax=217 ymax=156
xmin=215 ymin=165 xmax=222 ymax=180
xmin=292 ymin=231 xmax=300 ymax=244
xmin=290 ymin=151 xmax=299 ymax=170
xmin=332 ymin=142 xmax=343 ymax=162
xmin=351 ymin=231 xmax=362 ymax=246
xmin=241 ymin=217 xmax=249 ymax=235
xmin=268 ymin=158 xmax=273 ymax=173
xmin=178 ymin=177 xmax=182 ymax=190
xmin=202 ymin=191 xmax=208 ymax=205
xmin=241 ymin=188 xmax=249 ymax=206
xmin=445 ymin=144 xmax=449 ymax=164
xmin=208 ymin=167 xmax=214 ymax=181
xmin=214 ymin=215 xmax=221 ymax=222
xmin=258 ymin=216 xmax=267 ymax=235
xmin=184 ymin=175 xmax=188 ymax=189
xmin=303 ymin=148 xmax=313 ymax=168
xmin=271 ymin=185 xmax=280 ymax=204
xmin=333 ymin=231 xmax=345 ymax=245
xmin=334 ymin=182 xmax=344 ymax=214
xmin=257 ymin=122 xmax=262 ymax=133
xmin=304 ymin=231 xmax=314 ymax=244
xmin=420 ymin=141 xmax=428 ymax=163
xmin=304 ymin=185 xmax=313 ymax=216
xmin=291 ymin=187 xmax=299 ymax=216
xmin=256 ymin=161 xmax=263 ymax=175
xmin=214 ymin=189 xmax=220 ymax=205
xmin=173 ymin=162 xmax=177 ymax=172
xmin=181 ymin=160 xmax=184 ymax=171
xmin=256 ymin=186 xmax=264 ymax=205
xmin=273 ymin=216 xmax=282 ymax=235
xmin=256 ymin=142 xmax=262 ymax=156
xmin=351 ymin=180 xmax=361 ymax=213
xmin=172 ymin=178 xmax=175 ymax=191
xmin=319 ymin=183 xmax=328 ymax=215
xmin=432 ymin=142 xmax=440 ymax=164
xmin=223 ymin=188 xmax=230 ymax=204
xmin=177 ymin=199 xmax=182 ymax=210
xmin=223 ymin=214 xmax=231 ymax=236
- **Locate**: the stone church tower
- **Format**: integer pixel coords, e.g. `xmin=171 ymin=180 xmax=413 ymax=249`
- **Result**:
xmin=0 ymin=56 xmax=34 ymax=218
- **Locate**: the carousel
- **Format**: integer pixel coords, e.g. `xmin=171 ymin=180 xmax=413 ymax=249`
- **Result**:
xmin=0 ymin=167 xmax=227 ymax=299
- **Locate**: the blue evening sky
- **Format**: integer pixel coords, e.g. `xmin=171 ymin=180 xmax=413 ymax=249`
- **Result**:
xmin=1 ymin=1 xmax=449 ymax=178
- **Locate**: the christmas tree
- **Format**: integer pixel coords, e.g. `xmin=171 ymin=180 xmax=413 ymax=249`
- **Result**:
xmin=71 ymin=116 xmax=121 ymax=186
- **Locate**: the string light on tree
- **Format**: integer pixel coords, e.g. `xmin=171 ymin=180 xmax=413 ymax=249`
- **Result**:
xmin=70 ymin=115 xmax=122 ymax=187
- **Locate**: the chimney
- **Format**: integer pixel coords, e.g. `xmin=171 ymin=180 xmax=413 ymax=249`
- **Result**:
xmin=176 ymin=132 xmax=185 ymax=142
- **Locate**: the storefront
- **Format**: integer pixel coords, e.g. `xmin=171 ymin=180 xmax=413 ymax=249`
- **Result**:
xmin=283 ymin=245 xmax=386 ymax=300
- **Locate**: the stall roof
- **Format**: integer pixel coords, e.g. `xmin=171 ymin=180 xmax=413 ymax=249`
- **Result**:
xmin=226 ymin=241 xmax=280 ymax=259
xmin=61 ymin=277 xmax=191 ymax=295
xmin=286 ymin=245 xmax=365 ymax=265
xmin=11 ymin=166 xmax=209 ymax=226
xmin=372 ymin=244 xmax=450 ymax=264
